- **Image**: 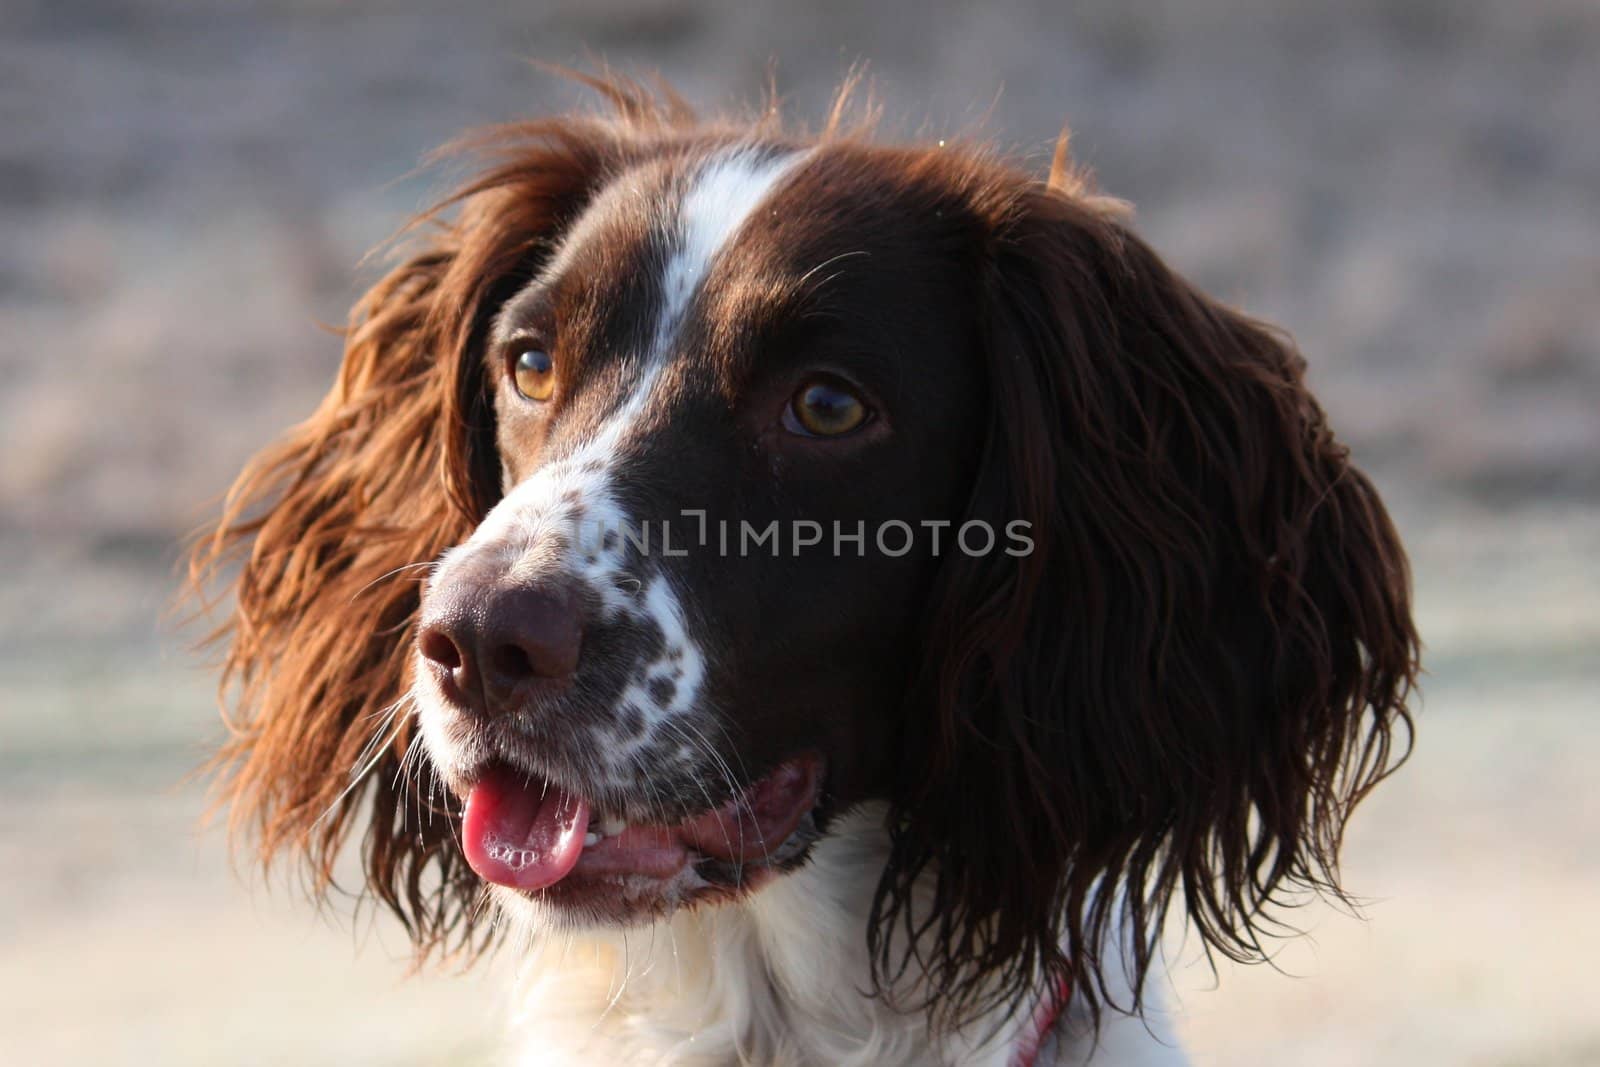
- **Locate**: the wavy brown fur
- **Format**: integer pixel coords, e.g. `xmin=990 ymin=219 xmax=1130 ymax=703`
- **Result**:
xmin=188 ymin=81 xmax=675 ymax=953
xmin=189 ymin=75 xmax=1418 ymax=1030
xmin=871 ymin=180 xmax=1418 ymax=1030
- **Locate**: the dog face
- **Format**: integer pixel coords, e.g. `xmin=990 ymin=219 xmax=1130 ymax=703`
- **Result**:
xmin=197 ymin=85 xmax=1416 ymax=1024
xmin=415 ymin=144 xmax=993 ymax=923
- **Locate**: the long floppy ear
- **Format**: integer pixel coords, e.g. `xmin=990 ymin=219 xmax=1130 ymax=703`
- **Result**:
xmin=187 ymin=116 xmax=634 ymax=955
xmin=874 ymin=182 xmax=1419 ymax=1027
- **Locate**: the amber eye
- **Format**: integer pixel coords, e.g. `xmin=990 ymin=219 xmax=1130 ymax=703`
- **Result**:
xmin=787 ymin=378 xmax=869 ymax=437
xmin=511 ymin=349 xmax=555 ymax=401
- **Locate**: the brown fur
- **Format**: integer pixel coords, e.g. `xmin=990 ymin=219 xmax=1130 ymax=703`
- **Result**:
xmin=189 ymin=75 xmax=1418 ymax=1032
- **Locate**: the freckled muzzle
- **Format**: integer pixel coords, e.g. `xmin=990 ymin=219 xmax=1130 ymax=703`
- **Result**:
xmin=411 ymin=449 xmax=730 ymax=837
xmin=410 ymin=519 xmax=827 ymax=904
xmin=414 ymin=543 xmax=679 ymax=765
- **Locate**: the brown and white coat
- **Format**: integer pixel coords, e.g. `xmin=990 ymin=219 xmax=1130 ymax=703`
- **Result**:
xmin=195 ymin=77 xmax=1418 ymax=1066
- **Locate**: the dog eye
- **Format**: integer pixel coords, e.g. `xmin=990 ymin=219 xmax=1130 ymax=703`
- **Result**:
xmin=511 ymin=349 xmax=556 ymax=401
xmin=785 ymin=378 xmax=870 ymax=437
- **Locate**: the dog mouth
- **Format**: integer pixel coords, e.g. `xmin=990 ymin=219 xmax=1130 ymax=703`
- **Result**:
xmin=459 ymin=755 xmax=824 ymax=892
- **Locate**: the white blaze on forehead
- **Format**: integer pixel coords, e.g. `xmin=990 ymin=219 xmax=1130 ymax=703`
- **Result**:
xmin=654 ymin=147 xmax=804 ymax=349
xmin=535 ymin=147 xmax=806 ymax=468
xmin=459 ymin=146 xmax=807 ymax=554
xmin=426 ymin=146 xmax=805 ymax=767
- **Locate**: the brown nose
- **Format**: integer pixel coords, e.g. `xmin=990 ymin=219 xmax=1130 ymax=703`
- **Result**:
xmin=417 ymin=582 xmax=582 ymax=714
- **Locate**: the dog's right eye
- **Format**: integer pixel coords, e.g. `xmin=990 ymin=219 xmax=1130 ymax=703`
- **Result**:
xmin=511 ymin=349 xmax=556 ymax=401
xmin=784 ymin=377 xmax=871 ymax=437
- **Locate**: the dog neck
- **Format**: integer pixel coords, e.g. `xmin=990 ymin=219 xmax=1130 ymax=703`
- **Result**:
xmin=500 ymin=803 xmax=1190 ymax=1066
xmin=503 ymin=803 xmax=1029 ymax=1066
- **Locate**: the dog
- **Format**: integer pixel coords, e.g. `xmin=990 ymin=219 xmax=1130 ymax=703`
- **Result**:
xmin=193 ymin=76 xmax=1418 ymax=1065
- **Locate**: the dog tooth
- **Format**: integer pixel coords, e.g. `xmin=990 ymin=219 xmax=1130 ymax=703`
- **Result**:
xmin=601 ymin=817 xmax=627 ymax=837
xmin=583 ymin=831 xmax=601 ymax=848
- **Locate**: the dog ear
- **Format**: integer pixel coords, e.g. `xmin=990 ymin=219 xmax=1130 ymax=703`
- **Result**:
xmin=188 ymin=117 xmax=625 ymax=955
xmin=874 ymin=182 xmax=1419 ymax=1028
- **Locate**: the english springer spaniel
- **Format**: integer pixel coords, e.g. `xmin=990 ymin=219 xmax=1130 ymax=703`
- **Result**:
xmin=193 ymin=76 xmax=1418 ymax=1066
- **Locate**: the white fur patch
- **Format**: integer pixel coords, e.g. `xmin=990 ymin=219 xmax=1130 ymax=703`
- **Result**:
xmin=619 ymin=146 xmax=807 ymax=443
xmin=497 ymin=804 xmax=1188 ymax=1065
xmin=500 ymin=805 xmax=997 ymax=1067
xmin=657 ymin=148 xmax=802 ymax=347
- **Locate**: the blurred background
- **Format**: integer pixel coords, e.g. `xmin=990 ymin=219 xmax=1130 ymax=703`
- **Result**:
xmin=2 ymin=1 xmax=1597 ymax=1063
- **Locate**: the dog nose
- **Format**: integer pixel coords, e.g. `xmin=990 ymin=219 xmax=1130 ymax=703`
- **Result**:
xmin=418 ymin=583 xmax=582 ymax=712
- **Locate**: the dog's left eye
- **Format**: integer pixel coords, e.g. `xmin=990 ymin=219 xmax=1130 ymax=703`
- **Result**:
xmin=511 ymin=349 xmax=556 ymax=401
xmin=785 ymin=377 xmax=870 ymax=437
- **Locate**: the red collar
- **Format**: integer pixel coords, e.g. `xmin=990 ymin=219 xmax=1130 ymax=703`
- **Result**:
xmin=1010 ymin=975 xmax=1073 ymax=1067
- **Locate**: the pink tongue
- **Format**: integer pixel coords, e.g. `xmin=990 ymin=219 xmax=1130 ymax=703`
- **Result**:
xmin=462 ymin=767 xmax=591 ymax=890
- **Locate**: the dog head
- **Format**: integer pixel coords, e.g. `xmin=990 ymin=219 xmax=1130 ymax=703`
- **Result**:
xmin=195 ymin=79 xmax=1417 ymax=1024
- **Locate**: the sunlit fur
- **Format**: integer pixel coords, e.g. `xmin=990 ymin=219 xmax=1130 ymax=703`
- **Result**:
xmin=496 ymin=805 xmax=989 ymax=1066
xmin=189 ymin=73 xmax=1419 ymax=1055
xmin=489 ymin=803 xmax=1185 ymax=1065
